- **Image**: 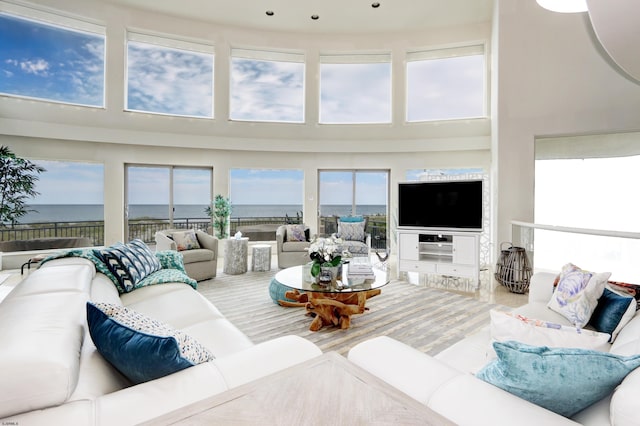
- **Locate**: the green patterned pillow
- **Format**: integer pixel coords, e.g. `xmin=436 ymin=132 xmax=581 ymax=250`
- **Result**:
xmin=155 ymin=250 xmax=188 ymax=275
xmin=135 ymin=267 xmax=197 ymax=290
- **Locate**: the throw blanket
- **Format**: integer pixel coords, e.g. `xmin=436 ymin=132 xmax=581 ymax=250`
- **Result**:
xmin=39 ymin=248 xmax=198 ymax=293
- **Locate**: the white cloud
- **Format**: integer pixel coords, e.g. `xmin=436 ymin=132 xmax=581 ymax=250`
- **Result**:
xmin=230 ymin=58 xmax=304 ymax=122
xmin=127 ymin=42 xmax=213 ymax=117
xmin=20 ymin=58 xmax=50 ymax=76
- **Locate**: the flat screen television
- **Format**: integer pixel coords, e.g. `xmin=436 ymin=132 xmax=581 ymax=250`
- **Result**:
xmin=398 ymin=180 xmax=483 ymax=231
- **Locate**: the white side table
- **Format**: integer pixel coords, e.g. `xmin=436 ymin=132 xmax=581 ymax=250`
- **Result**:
xmin=251 ymin=244 xmax=272 ymax=272
xmin=223 ymin=237 xmax=249 ymax=275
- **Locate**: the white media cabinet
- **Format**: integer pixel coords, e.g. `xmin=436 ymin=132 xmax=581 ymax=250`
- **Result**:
xmin=397 ymin=229 xmax=480 ymax=284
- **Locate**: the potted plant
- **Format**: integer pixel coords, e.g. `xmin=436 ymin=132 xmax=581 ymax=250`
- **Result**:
xmin=205 ymin=195 xmax=232 ymax=239
xmin=0 ymin=146 xmax=45 ymax=228
xmin=307 ymin=235 xmax=345 ymax=286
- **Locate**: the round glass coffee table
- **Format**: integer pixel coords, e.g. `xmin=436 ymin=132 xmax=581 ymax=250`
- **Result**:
xmin=271 ymin=262 xmax=390 ymax=331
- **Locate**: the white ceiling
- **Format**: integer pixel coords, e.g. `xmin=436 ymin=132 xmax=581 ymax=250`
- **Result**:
xmin=103 ymin=0 xmax=494 ymax=34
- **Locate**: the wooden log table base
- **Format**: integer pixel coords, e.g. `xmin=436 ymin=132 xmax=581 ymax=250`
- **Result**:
xmin=278 ymin=289 xmax=381 ymax=331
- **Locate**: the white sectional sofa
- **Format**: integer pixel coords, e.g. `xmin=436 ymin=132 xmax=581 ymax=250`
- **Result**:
xmin=0 ymin=256 xmax=321 ymax=425
xmin=349 ymin=272 xmax=640 ymax=426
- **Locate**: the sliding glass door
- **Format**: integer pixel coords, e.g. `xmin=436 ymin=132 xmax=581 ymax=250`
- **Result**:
xmin=318 ymin=170 xmax=389 ymax=249
xmin=125 ymin=165 xmax=212 ymax=242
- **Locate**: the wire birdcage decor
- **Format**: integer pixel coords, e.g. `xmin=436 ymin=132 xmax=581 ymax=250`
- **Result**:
xmin=495 ymin=242 xmax=532 ymax=294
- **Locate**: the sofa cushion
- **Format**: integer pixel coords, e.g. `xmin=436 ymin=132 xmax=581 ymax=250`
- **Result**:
xmin=339 ymin=241 xmax=369 ymax=256
xmin=282 ymin=241 xmax=310 ymax=252
xmin=86 ymin=302 xmax=215 ymax=385
xmin=476 ymin=341 xmax=640 ymax=418
xmin=610 ymin=312 xmax=640 ymax=356
xmin=285 ymin=224 xmax=307 ymax=242
xmin=172 ymin=230 xmax=201 ymax=251
xmin=490 ymin=310 xmax=610 ymax=351
xmin=547 ymin=263 xmax=610 ymax=327
xmin=610 ymin=367 xmax=640 ymax=426
xmin=588 ymin=287 xmax=636 ymax=342
xmin=0 ymin=291 xmax=86 ymax=419
xmin=96 ymin=240 xmax=162 ymax=292
xmin=181 ymin=248 xmax=215 ymax=263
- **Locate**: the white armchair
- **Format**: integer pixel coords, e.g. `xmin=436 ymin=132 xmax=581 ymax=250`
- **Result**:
xmin=334 ymin=218 xmax=371 ymax=257
xmin=276 ymin=224 xmax=311 ymax=268
xmin=155 ymin=229 xmax=218 ymax=281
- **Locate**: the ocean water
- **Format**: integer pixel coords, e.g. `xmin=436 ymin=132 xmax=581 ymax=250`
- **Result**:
xmin=21 ymin=204 xmax=386 ymax=223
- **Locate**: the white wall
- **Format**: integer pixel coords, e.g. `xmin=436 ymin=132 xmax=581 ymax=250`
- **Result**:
xmin=494 ymin=0 xmax=640 ymax=251
xmin=0 ymin=0 xmax=492 ymax=246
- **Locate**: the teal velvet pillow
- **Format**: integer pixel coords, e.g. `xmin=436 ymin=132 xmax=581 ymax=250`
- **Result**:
xmin=589 ymin=287 xmax=636 ymax=342
xmin=339 ymin=215 xmax=364 ymax=223
xmin=87 ymin=302 xmax=214 ymax=384
xmin=476 ymin=341 xmax=640 ymax=418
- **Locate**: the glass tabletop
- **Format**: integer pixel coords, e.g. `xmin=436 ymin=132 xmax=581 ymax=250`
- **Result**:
xmin=274 ymin=261 xmax=390 ymax=294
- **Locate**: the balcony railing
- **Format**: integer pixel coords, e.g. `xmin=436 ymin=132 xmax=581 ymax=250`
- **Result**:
xmin=0 ymin=221 xmax=105 ymax=245
xmin=0 ymin=215 xmax=387 ymax=250
xmin=319 ymin=216 xmax=388 ymax=250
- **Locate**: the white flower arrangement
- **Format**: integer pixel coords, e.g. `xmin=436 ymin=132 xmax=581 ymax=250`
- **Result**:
xmin=307 ymin=235 xmax=347 ymax=277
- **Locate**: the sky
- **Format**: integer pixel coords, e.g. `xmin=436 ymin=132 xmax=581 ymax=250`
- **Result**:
xmin=0 ymin=14 xmax=104 ymax=106
xmin=127 ymin=42 xmax=213 ymax=117
xmin=2 ymin=11 xmax=484 ymax=206
xmin=231 ymin=57 xmax=304 ymax=122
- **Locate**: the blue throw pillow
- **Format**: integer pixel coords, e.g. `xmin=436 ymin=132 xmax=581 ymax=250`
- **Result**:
xmin=339 ymin=215 xmax=364 ymax=223
xmin=476 ymin=341 xmax=640 ymax=418
xmin=95 ymin=239 xmax=162 ymax=292
xmin=589 ymin=288 xmax=636 ymax=342
xmin=86 ymin=302 xmax=215 ymax=384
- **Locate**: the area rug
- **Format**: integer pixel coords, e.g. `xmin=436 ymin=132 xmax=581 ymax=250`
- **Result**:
xmin=197 ymin=269 xmax=506 ymax=356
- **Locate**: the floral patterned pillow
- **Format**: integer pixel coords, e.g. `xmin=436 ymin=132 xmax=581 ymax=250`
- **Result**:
xmin=285 ymin=224 xmax=307 ymax=242
xmin=171 ymin=230 xmax=201 ymax=251
xmin=547 ymin=263 xmax=610 ymax=328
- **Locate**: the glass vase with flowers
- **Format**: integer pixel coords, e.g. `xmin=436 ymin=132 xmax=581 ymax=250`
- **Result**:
xmin=307 ymin=235 xmax=345 ymax=286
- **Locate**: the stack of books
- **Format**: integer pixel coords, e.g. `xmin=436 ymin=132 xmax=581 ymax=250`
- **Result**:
xmin=347 ymin=257 xmax=375 ymax=280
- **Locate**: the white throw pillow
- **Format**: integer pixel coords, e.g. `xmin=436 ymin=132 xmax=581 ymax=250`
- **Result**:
xmin=490 ymin=309 xmax=610 ymax=352
xmin=547 ymin=263 xmax=610 ymax=328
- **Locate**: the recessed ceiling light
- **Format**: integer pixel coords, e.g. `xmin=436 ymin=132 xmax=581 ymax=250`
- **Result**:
xmin=311 ymin=14 xmax=319 ymax=20
xmin=372 ymin=2 xmax=381 ymax=8
xmin=265 ymin=10 xmax=274 ymax=16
